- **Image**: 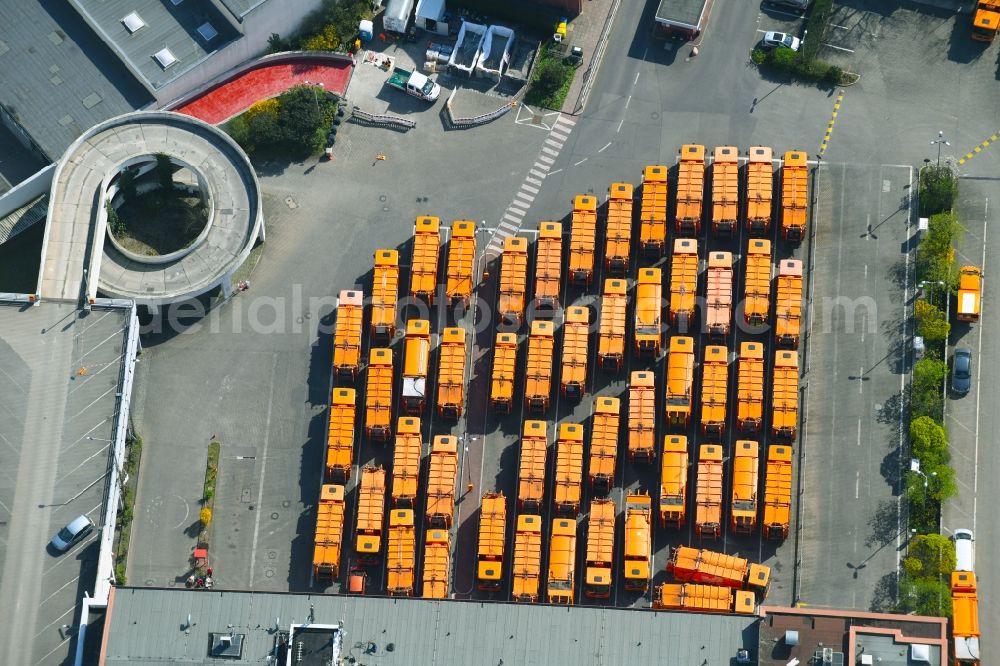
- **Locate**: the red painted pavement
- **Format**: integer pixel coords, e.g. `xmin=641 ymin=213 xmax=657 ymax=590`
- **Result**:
xmin=175 ymin=59 xmax=352 ymax=125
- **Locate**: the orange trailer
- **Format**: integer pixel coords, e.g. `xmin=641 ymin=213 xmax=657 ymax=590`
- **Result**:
xmin=584 ymin=499 xmax=616 ymax=599
xmin=711 ymin=146 xmax=739 ymax=236
xmin=332 ymin=290 xmax=364 ymax=383
xmin=312 ymin=484 xmax=345 ymax=581
xmin=355 ymin=465 xmax=386 ymax=564
xmin=524 ymin=320 xmax=555 ymax=414
xmin=445 ymin=220 xmax=477 ymax=308
xmin=736 ymin=341 xmax=765 ymax=432
xmin=639 ymin=165 xmax=669 ymax=258
xmin=425 ymin=435 xmax=458 ymax=528
xmin=774 ymin=259 xmax=803 ymax=349
xmin=518 ymin=420 xmax=548 ymax=513
xmin=553 ymin=423 xmax=584 ymax=517
xmin=705 ymin=251 xmax=733 ymax=340
xmin=628 ymin=370 xmax=657 ymax=463
xmin=659 ymin=435 xmax=689 ymax=529
xmin=763 ymin=444 xmax=793 ymax=540
xmin=498 ymin=236 xmax=529 ymax=328
xmin=409 ymin=216 xmax=441 ymax=303
xmin=512 ymin=514 xmax=543 ymax=602
xmin=781 ymin=151 xmax=808 ymax=242
xmin=436 ymin=327 xmax=467 ymax=420
xmin=669 ymin=239 xmax=698 ymax=328
xmin=390 ymin=416 xmax=421 ymax=509
xmin=589 ymin=397 xmax=620 ymax=494
xmin=605 ymin=182 xmax=634 ymax=275
xmin=490 ymin=332 xmax=518 ymax=414
xmin=730 ymin=440 xmax=759 ymax=535
xmin=421 ymin=528 xmax=450 ymax=599
xmin=386 ymin=508 xmax=416 ymax=596
xmin=665 ymin=336 xmax=695 ymax=430
xmin=694 ymin=444 xmax=723 ymax=539
xmin=772 ymin=350 xmax=799 ymax=441
xmin=598 ymin=278 xmax=628 ymax=372
xmin=560 ymin=306 xmax=590 ymax=400
xmin=675 ymin=144 xmax=705 ymax=236
xmin=699 ymin=345 xmax=728 ymax=437
xmin=401 ymin=319 xmax=431 ymax=415
xmin=364 ymin=348 xmax=393 ymax=442
xmin=326 ymin=387 xmax=356 ymax=483
xmin=371 ymin=250 xmax=400 ymax=344
xmin=667 ymin=546 xmax=770 ymax=597
xmin=568 ymin=194 xmax=598 ymax=286
xmin=477 ymin=492 xmax=506 ymax=592
xmin=744 ymin=239 xmax=772 ymax=327
xmin=951 ymin=571 xmax=981 ymax=664
xmin=634 ymin=267 xmax=663 ymax=358
xmin=534 ymin=221 xmax=563 ymax=312
xmin=745 ymin=146 xmax=773 ymax=235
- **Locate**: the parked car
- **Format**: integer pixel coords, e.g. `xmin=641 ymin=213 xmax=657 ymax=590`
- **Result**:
xmin=951 ymin=347 xmax=973 ymax=395
xmin=953 ymin=529 xmax=974 ymax=572
xmin=762 ymin=31 xmax=802 ymax=51
xmin=765 ymin=0 xmax=810 ymax=13
xmin=50 ymin=515 xmax=95 ymax=552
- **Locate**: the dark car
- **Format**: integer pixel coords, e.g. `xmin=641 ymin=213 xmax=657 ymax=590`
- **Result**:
xmin=951 ymin=347 xmax=972 ymax=395
xmin=766 ymin=0 xmax=810 ymax=12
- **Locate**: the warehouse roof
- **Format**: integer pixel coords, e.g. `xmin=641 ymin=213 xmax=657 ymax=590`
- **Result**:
xmin=103 ymin=587 xmax=760 ymax=664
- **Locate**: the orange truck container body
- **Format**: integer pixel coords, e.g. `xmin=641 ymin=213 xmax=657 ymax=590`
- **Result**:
xmin=730 ymin=440 xmax=759 ymax=535
xmin=518 ymin=420 xmax=548 ymax=513
xmin=512 ymin=514 xmax=543 ymax=602
xmin=391 ymin=417 xmax=422 ymax=509
xmin=605 ymin=182 xmax=634 ymax=275
xmin=628 ymin=371 xmax=657 ymax=463
xmin=694 ymin=444 xmax=723 ymax=539
xmin=534 ymin=222 xmax=563 ymax=311
xmin=669 ymin=239 xmax=698 ymax=327
xmin=957 ymin=265 xmax=983 ymax=322
xmin=365 ymin=348 xmax=394 ymax=442
xmin=421 ymin=528 xmax=450 ymax=599
xmin=401 ymin=319 xmax=431 ymax=415
xmin=660 ymin=436 xmax=688 ymax=529
xmin=589 ymin=397 xmax=620 ymax=494
xmin=775 ymin=259 xmax=803 ymax=348
xmin=665 ymin=336 xmax=695 ymax=430
xmin=568 ymin=194 xmax=598 ymax=286
xmin=598 ymin=278 xmax=628 ymax=372
xmin=744 ymin=239 xmax=772 ymax=327
xmin=711 ymin=146 xmax=739 ymax=236
xmin=332 ymin=290 xmax=364 ymax=382
xmin=781 ymin=151 xmax=808 ymax=242
xmin=584 ymin=498 xmax=616 ymax=598
xmin=426 ymin=435 xmax=458 ymax=528
xmin=737 ymin=342 xmax=765 ymax=432
xmin=371 ymin=250 xmax=399 ymax=344
xmin=675 ymin=144 xmax=706 ymax=236
xmin=326 ymin=388 xmax=356 ymax=483
xmin=547 ymin=518 xmax=577 ymax=604
xmin=706 ymin=252 xmax=733 ymax=340
xmin=668 ymin=546 xmax=771 ymax=597
xmin=623 ymin=493 xmax=652 ymax=591
xmin=972 ymin=0 xmax=1000 ymax=41
xmin=640 ymin=165 xmax=669 ymax=258
xmin=386 ymin=508 xmax=416 ymax=596
xmin=554 ymin=423 xmax=584 ymax=517
xmin=951 ymin=571 xmax=981 ymax=664
xmin=355 ymin=465 xmax=387 ymax=564
xmin=477 ymin=492 xmax=506 ymax=591
xmin=763 ymin=445 xmax=793 ymax=540
xmin=561 ymin=306 xmax=590 ymax=400
xmin=409 ymin=216 xmax=441 ymax=303
xmin=772 ymin=350 xmax=799 ymax=441
xmin=437 ymin=327 xmax=467 ymax=420
xmin=524 ymin=320 xmax=555 ymax=413
xmin=653 ymin=583 xmax=756 ymax=614
xmin=700 ymin=345 xmax=729 ymax=437
xmin=445 ymin=220 xmax=477 ymax=308
xmin=490 ymin=332 xmax=518 ymax=414
xmin=498 ymin=236 xmax=529 ymax=328
xmin=746 ymin=146 xmax=774 ymax=235
xmin=313 ymin=484 xmax=345 ymax=580
xmin=635 ymin=267 xmax=663 ymax=358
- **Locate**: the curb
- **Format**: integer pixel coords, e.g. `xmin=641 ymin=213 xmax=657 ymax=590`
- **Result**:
xmin=570 ymin=0 xmax=623 ymax=116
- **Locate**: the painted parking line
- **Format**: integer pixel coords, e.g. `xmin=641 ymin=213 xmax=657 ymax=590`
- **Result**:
xmin=822 ymin=43 xmax=854 ymax=52
xmin=818 ymin=89 xmax=845 ymax=157
xmin=957 ymin=132 xmax=1000 ymax=166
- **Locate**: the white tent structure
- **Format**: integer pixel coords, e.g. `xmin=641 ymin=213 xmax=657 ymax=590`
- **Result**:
xmin=415 ymin=0 xmax=448 ymax=35
xmin=476 ymin=25 xmax=515 ymax=80
xmin=448 ymin=20 xmax=486 ymax=76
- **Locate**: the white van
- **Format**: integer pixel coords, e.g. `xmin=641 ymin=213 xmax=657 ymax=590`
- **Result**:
xmin=954 ymin=529 xmax=974 ymax=572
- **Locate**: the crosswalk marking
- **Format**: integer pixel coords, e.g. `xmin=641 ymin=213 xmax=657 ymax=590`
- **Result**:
xmin=550 ymin=130 xmax=569 ymax=142
xmin=542 ymin=146 xmax=560 ymax=157
xmin=544 ymin=138 xmax=564 ymax=149
xmin=502 ymin=213 xmax=521 ymax=224
xmin=521 ymin=184 xmax=540 ymax=194
xmin=538 ymin=155 xmax=555 ymax=165
xmin=516 ymin=191 xmax=534 ymax=203
xmin=525 ymin=176 xmax=543 ymax=186
xmin=529 ymin=169 xmax=547 ymax=179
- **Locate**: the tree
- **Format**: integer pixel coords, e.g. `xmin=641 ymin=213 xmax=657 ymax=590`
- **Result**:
xmin=118 ymin=168 xmax=137 ymax=202
xmin=154 ymin=153 xmax=174 ymax=193
xmin=920 ymin=165 xmax=958 ymax=216
xmin=914 ymin=299 xmax=949 ymax=343
xmin=897 ymin=573 xmax=952 ymax=618
xmin=925 ymin=462 xmax=958 ymax=502
xmin=910 ymin=357 xmax=946 ymax=421
xmin=105 ymin=201 xmax=125 ymax=235
xmin=909 ymin=416 xmax=949 ymax=467
xmin=534 ymin=59 xmax=568 ymax=99
xmin=276 ymin=86 xmax=327 ymax=156
xmin=903 ymin=534 xmax=956 ymax=578
xmin=200 ymin=507 xmax=212 ymax=527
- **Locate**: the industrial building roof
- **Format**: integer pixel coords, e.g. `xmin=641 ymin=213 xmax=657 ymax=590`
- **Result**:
xmin=217 ymin=0 xmax=270 ymax=21
xmin=0 ymin=1 xmax=153 ymax=160
xmin=102 ymin=587 xmax=761 ymax=664
xmin=655 ymin=0 xmax=708 ymax=30
xmin=68 ymin=0 xmax=239 ymax=92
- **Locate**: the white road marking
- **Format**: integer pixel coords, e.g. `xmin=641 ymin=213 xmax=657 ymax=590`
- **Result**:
xmin=515 ymin=192 xmax=534 ymax=203
xmin=248 ymin=354 xmax=278 ymax=587
xmin=557 ymin=115 xmax=576 ymax=126
xmin=529 ymin=169 xmax=547 ymax=179
xmin=972 ymin=197 xmax=987 ymax=533
xmin=633 ymin=71 xmax=640 ymax=85
xmin=617 ymin=118 xmax=624 ymax=133
xmin=545 ymin=138 xmax=564 ymax=149
xmin=549 ymin=168 xmax=563 ymax=175
xmin=533 ymin=162 xmax=550 ymax=171
xmin=502 ymin=213 xmax=521 ymax=224
xmin=542 ymin=146 xmax=560 ymax=157
xmin=538 ymin=155 xmax=555 ymax=165
xmin=625 ymin=95 xmax=632 ymax=109
xmin=823 ymin=43 xmax=855 ymax=52
xmin=855 ymin=471 xmax=860 ymax=499
xmin=525 ymin=176 xmax=543 ymax=186
xmin=500 ymin=221 xmax=519 ymax=231
xmin=574 ymin=158 xmax=588 ymax=166
xmin=857 ymin=418 xmax=862 ymax=446
xmin=599 ymin=142 xmax=612 ymax=153
xmin=521 ymin=184 xmax=540 ymax=194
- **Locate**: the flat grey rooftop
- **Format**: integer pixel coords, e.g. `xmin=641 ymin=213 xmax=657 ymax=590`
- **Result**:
xmin=655 ymin=0 xmax=708 ymax=28
xmin=217 ymin=0 xmax=269 ymax=20
xmin=0 ymin=301 xmax=130 ymax=665
xmin=68 ymin=0 xmax=239 ymax=92
xmin=103 ymin=587 xmax=759 ymax=664
xmin=0 ymin=1 xmax=153 ymax=161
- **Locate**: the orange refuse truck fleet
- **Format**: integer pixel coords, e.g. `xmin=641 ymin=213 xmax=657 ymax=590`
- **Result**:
xmin=560 ymin=306 xmax=590 ymax=400
xmin=534 ymin=221 xmax=563 ymax=312
xmin=694 ymin=444 xmax=723 ymax=539
xmin=654 ymin=583 xmax=756 ymax=614
xmin=635 ymin=267 xmax=663 ymax=358
xmin=957 ymin=265 xmax=983 ymax=323
xmin=568 ymin=194 xmax=598 ymax=286
xmin=401 ymin=319 xmax=431 ymax=415
xmin=730 ymin=440 xmax=759 ymax=535
xmin=371 ymin=250 xmax=399 ymax=344
xmin=951 ymin=571 xmax=981 ymax=664
xmin=736 ymin=341 xmax=765 ymax=432
xmin=421 ymin=528 xmax=450 ymax=599
xmin=386 ymin=508 xmax=416 ymax=596
xmin=763 ymin=444 xmax=793 ymax=540
xmin=705 ymin=251 xmax=733 ymax=340
xmin=355 ymin=465 xmax=387 ymax=564
xmin=445 ymin=220 xmax=476 ymax=308
xmin=639 ymin=165 xmax=669 ymax=258
xmin=711 ymin=146 xmax=739 ymax=236
xmin=775 ymin=259 xmax=803 ymax=349
xmin=547 ymin=518 xmax=577 ymax=604
xmin=409 ymin=216 xmax=441 ymax=304
xmin=745 ymin=146 xmax=774 ymax=235
xmin=668 ymin=546 xmax=771 ymax=598
xmin=772 ymin=350 xmax=799 ymax=441
xmin=665 ymin=336 xmax=695 ymax=430
xmin=584 ymin=498 xmax=616 ymax=599
xmin=669 ymin=239 xmax=698 ymax=328
xmin=425 ymin=435 xmax=458 ymax=528
xmin=332 ymin=289 xmax=364 ymax=383
xmin=518 ymin=420 xmax=548 ymax=513
xmin=623 ymin=492 xmax=652 ymax=592
xmin=390 ymin=417 xmax=421 ymax=509
xmin=364 ymin=348 xmax=394 ymax=442
xmin=326 ymin=387 xmax=357 ymax=483
xmin=490 ymin=332 xmax=518 ymax=414
xmin=744 ymin=239 xmax=772 ymax=327
xmin=628 ymin=370 xmax=657 ymax=463
xmin=781 ymin=151 xmax=808 ymax=243
xmin=436 ymin=327 xmax=467 ymax=420
xmin=512 ymin=514 xmax=543 ymax=602
xmin=524 ymin=320 xmax=555 ymax=413
xmin=312 ymin=484 xmax=345 ymax=581
xmin=598 ymin=278 xmax=628 ymax=372
xmin=699 ymin=344 xmax=728 ymax=437
xmin=553 ymin=423 xmax=584 ymax=517
xmin=589 ymin=397 xmax=620 ymax=494
xmin=605 ymin=182 xmax=634 ymax=275
xmin=675 ymin=144 xmax=706 ymax=236
xmin=498 ymin=236 xmax=529 ymax=328
xmin=476 ymin=492 xmax=506 ymax=592
xmin=660 ymin=435 xmax=689 ymax=529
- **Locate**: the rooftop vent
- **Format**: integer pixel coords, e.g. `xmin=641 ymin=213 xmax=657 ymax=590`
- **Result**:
xmin=208 ymin=632 xmax=245 ymax=659
xmin=784 ymin=630 xmax=799 ymax=646
xmin=911 ymin=644 xmax=932 ymax=663
xmin=121 ymin=12 xmax=145 ymax=33
xmin=197 ymin=22 xmax=218 ymax=41
xmin=153 ymin=48 xmax=178 ymax=69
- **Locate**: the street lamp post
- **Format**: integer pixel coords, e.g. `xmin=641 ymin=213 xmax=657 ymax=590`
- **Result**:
xmin=303 ymin=80 xmax=324 ymax=111
xmin=910 ymin=458 xmax=937 ymax=498
xmin=930 ymin=131 xmax=950 ymax=168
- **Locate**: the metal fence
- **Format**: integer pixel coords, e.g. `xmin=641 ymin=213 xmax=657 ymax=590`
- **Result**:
xmin=349 ymin=106 xmax=416 ymax=130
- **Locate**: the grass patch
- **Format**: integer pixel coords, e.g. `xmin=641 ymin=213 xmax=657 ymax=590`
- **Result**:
xmin=111 ymin=190 xmax=208 ymax=256
xmin=524 ymin=49 xmax=576 ymax=110
xmin=113 ymin=433 xmax=144 ymax=586
xmin=203 ymin=440 xmax=220 ymax=503
xmin=752 ymin=47 xmax=848 ymax=85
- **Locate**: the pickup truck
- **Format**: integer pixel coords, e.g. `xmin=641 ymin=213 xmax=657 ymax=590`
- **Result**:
xmin=387 ymin=68 xmax=441 ymax=102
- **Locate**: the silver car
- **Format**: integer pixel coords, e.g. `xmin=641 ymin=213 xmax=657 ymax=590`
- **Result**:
xmin=51 ymin=515 xmax=95 ymax=552
xmin=762 ymin=31 xmax=802 ymax=51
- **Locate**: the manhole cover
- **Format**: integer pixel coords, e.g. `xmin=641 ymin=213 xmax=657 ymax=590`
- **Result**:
xmin=267 ymin=550 xmax=277 ymax=560
xmin=284 ymin=196 xmax=298 ymax=209
xmin=650 ymin=112 xmax=660 ymax=120
xmin=271 ymin=512 xmax=279 ymax=520
xmin=379 ymin=194 xmax=387 ymax=202
xmin=282 ymin=500 xmax=291 ymax=508
xmin=265 ymin=569 xmax=274 ymax=578
xmin=531 ymin=115 xmax=542 ymax=125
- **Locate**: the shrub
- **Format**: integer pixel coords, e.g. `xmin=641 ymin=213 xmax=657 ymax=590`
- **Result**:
xmin=106 ymin=201 xmax=125 ymax=235
xmin=909 ymin=416 xmax=949 ymax=467
xmin=910 ymin=357 xmax=947 ymax=420
xmin=903 ymin=534 xmax=956 ymax=578
xmin=155 ymin=153 xmax=174 ymax=191
xmin=750 ymin=48 xmax=766 ymax=65
xmin=920 ymin=165 xmax=958 ymax=216
xmin=914 ymin=299 xmax=949 ymax=344
xmin=118 ymin=169 xmax=137 ymax=202
xmin=802 ymin=0 xmax=834 ymax=62
xmin=896 ymin=573 xmax=952 ymax=617
xmin=925 ymin=462 xmax=958 ymax=502
xmin=200 ymin=507 xmax=213 ymax=527
xmin=762 ymin=48 xmax=849 ymax=85
xmin=525 ymin=52 xmax=575 ymax=109
xmin=303 ymin=24 xmax=340 ymax=51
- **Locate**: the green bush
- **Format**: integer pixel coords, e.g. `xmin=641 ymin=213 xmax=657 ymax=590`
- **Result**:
xmin=920 ymin=165 xmax=958 ymax=216
xmin=897 ymin=573 xmax=952 ymax=617
xmin=909 ymin=416 xmax=949 ymax=467
xmin=297 ymin=0 xmax=372 ymax=52
xmin=903 ymin=534 xmax=956 ymax=578
xmin=750 ymin=48 xmax=767 ymax=65
xmin=762 ymin=48 xmax=847 ymax=85
xmin=925 ymin=462 xmax=958 ymax=502
xmin=524 ymin=52 xmax=575 ymax=110
xmin=910 ymin=357 xmax=947 ymax=421
xmin=914 ymin=299 xmax=949 ymax=344
xmin=225 ymin=86 xmax=336 ymax=158
xmin=802 ymin=0 xmax=834 ymax=62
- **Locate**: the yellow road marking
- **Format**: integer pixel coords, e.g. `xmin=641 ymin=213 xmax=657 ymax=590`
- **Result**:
xmin=957 ymin=130 xmax=1000 ymax=166
xmin=818 ymin=90 xmax=845 ymax=157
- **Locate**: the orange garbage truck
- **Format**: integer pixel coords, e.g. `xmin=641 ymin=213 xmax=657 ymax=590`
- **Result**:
xmin=669 ymin=239 xmax=698 ymax=328
xmin=745 ymin=146 xmax=774 ymax=235
xmin=391 ymin=416 xmax=422 ymax=509
xmin=705 ymin=251 xmax=733 ymax=340
xmin=425 ymin=435 xmax=458 ymax=528
xmin=653 ymin=583 xmax=756 ymax=614
xmin=498 ymin=236 xmax=529 ymax=328
xmin=386 ymin=508 xmax=416 ymax=596
xmin=409 ymin=216 xmax=441 ymax=304
xmin=355 ymin=465 xmax=387 ymax=564
xmin=589 ymin=397 xmax=620 ymax=494
xmin=534 ymin=221 xmax=563 ymax=312
xmin=326 ymin=387 xmax=357 ymax=483
xmin=598 ymin=278 xmax=628 ymax=372
xmin=490 ymin=332 xmax=518 ymax=414
xmin=694 ymin=444 xmax=723 ymax=539
xmin=605 ymin=182 xmax=634 ymax=276
xmin=560 ymin=305 xmax=590 ymax=400
xmin=547 ymin=518 xmax=577 ymax=604
xmin=972 ymin=0 xmax=1000 ymax=41
xmin=665 ymin=336 xmax=695 ymax=430
xmin=660 ymin=435 xmax=689 ymax=529
xmin=781 ymin=151 xmax=808 ymax=243
xmin=951 ymin=571 xmax=981 ymax=664
xmin=312 ymin=484 xmax=345 ymax=581
xmin=700 ymin=344 xmax=728 ymax=437
xmin=730 ymin=440 xmax=759 ymax=535
xmin=584 ymin=498 xmax=616 ymax=599
xmin=568 ymin=194 xmax=598 ymax=286
xmin=554 ymin=423 xmax=584 ymax=517
xmin=675 ymin=144 xmax=706 ymax=236
xmin=524 ymin=320 xmax=555 ymax=414
xmin=436 ymin=327 xmax=467 ymax=420
xmin=518 ymin=420 xmax=548 ymax=513
xmin=639 ymin=165 xmax=669 ymax=258
xmin=401 ymin=319 xmax=431 ymax=415
xmin=775 ymin=259 xmax=803 ymax=349
xmin=711 ymin=146 xmax=739 ymax=236
xmin=371 ymin=249 xmax=399 ymax=344
xmin=668 ymin=546 xmax=771 ymax=598
xmin=477 ymin=492 xmax=506 ymax=592
xmin=736 ymin=341 xmax=765 ymax=432
xmin=512 ymin=514 xmax=543 ymax=602
xmin=743 ymin=239 xmax=772 ymax=327
xmin=957 ymin=265 xmax=983 ymax=322
xmin=763 ymin=444 xmax=793 ymax=540
xmin=772 ymin=350 xmax=799 ymax=441
xmin=445 ymin=220 xmax=477 ymax=308
xmin=623 ymin=492 xmax=652 ymax=592
xmin=332 ymin=290 xmax=364 ymax=383
xmin=628 ymin=370 xmax=657 ymax=463
xmin=364 ymin=348 xmax=394 ymax=442
xmin=421 ymin=528 xmax=450 ymax=599
xmin=635 ymin=267 xmax=663 ymax=358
